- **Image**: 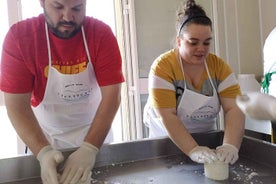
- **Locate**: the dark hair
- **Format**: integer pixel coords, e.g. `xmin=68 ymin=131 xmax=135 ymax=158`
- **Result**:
xmin=176 ymin=0 xmax=212 ymax=36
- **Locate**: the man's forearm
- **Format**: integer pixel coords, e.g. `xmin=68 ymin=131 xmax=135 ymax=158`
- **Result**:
xmin=4 ymin=93 xmax=49 ymax=156
xmin=84 ymin=84 xmax=121 ymax=148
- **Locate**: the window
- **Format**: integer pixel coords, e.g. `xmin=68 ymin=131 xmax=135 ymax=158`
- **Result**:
xmin=0 ymin=0 xmax=9 ymax=56
xmin=20 ymin=0 xmax=42 ymax=19
xmin=0 ymin=0 xmax=18 ymax=159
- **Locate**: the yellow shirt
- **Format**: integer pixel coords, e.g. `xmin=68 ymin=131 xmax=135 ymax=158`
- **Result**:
xmin=148 ymin=49 xmax=241 ymax=108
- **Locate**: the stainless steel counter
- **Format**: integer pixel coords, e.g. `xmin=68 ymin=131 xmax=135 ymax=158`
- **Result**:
xmin=245 ymin=115 xmax=271 ymax=135
xmin=1 ymin=131 xmax=276 ymax=184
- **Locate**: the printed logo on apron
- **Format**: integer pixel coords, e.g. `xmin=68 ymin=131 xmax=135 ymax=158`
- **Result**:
xmin=58 ymin=83 xmax=92 ymax=101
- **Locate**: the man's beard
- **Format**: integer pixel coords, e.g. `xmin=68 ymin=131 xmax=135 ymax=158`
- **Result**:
xmin=48 ymin=21 xmax=81 ymax=39
xmin=44 ymin=10 xmax=82 ymax=39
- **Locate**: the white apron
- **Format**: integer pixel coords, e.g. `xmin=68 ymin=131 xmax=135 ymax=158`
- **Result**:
xmin=32 ymin=23 xmax=112 ymax=150
xmin=176 ymin=54 xmax=220 ymax=133
xmin=145 ymin=55 xmax=220 ymax=137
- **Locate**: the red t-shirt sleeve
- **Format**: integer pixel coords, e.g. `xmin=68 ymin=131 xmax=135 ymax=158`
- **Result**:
xmin=0 ymin=26 xmax=34 ymax=93
xmin=85 ymin=19 xmax=124 ymax=86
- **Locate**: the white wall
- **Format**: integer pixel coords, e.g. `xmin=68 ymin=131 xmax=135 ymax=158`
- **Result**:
xmin=212 ymin=0 xmax=276 ymax=135
xmin=213 ymin=0 xmax=276 ymax=80
xmin=259 ymin=0 xmax=276 ymax=47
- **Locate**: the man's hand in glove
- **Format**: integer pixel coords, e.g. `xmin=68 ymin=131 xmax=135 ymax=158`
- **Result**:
xmin=60 ymin=142 xmax=98 ymax=184
xmin=188 ymin=146 xmax=218 ymax=164
xmin=37 ymin=145 xmax=64 ymax=184
xmin=236 ymin=92 xmax=276 ymax=120
xmin=216 ymin=143 xmax=239 ymax=165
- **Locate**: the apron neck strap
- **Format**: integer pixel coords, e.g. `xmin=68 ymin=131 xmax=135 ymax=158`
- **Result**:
xmin=44 ymin=23 xmax=92 ymax=68
xmin=177 ymin=53 xmax=216 ymax=90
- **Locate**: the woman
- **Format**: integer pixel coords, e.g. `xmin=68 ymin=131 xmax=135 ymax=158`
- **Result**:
xmin=143 ymin=0 xmax=245 ymax=165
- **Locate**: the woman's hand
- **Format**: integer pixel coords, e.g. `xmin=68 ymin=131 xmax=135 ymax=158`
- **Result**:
xmin=216 ymin=143 xmax=239 ymax=165
xmin=188 ymin=146 xmax=218 ymax=164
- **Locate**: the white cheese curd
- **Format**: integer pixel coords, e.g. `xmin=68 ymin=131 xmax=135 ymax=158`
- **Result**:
xmin=204 ymin=161 xmax=229 ymax=180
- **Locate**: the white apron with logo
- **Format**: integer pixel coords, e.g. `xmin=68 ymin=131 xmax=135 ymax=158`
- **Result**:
xmin=145 ymin=54 xmax=220 ymax=137
xmin=32 ymin=23 xmax=112 ymax=150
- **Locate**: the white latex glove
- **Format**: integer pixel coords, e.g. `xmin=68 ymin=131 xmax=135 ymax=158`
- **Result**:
xmin=60 ymin=142 xmax=98 ymax=184
xmin=37 ymin=145 xmax=64 ymax=184
xmin=236 ymin=92 xmax=276 ymax=120
xmin=188 ymin=146 xmax=218 ymax=164
xmin=216 ymin=143 xmax=239 ymax=165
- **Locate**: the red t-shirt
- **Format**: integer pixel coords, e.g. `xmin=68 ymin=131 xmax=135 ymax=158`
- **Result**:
xmin=0 ymin=14 xmax=124 ymax=106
